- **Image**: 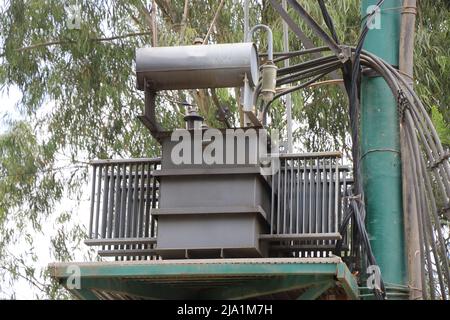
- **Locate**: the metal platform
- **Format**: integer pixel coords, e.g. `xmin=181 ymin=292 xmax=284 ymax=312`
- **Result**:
xmin=48 ymin=257 xmax=359 ymax=300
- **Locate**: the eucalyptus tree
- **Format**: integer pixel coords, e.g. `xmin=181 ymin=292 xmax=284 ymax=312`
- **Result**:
xmin=0 ymin=0 xmax=448 ymax=298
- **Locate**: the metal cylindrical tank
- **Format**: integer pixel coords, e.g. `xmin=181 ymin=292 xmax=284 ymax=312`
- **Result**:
xmin=136 ymin=43 xmax=259 ymax=91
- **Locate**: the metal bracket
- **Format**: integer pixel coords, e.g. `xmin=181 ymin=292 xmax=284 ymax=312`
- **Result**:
xmin=270 ymin=0 xmax=347 ymax=62
xmin=338 ymin=45 xmax=352 ymax=63
xmin=137 ymin=81 xmax=165 ymax=141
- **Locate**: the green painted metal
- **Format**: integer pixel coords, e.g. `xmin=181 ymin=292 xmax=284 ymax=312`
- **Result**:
xmin=78 ymin=275 xmax=334 ymax=300
xmin=360 ymin=0 xmax=408 ymax=291
xmin=49 ymin=259 xmax=360 ymax=300
xmin=81 ymin=278 xmax=191 ymax=300
xmin=72 ymin=288 xmax=100 ymax=300
xmin=202 ymin=275 xmax=331 ymax=300
xmin=336 ymin=262 xmax=360 ymax=300
xmin=359 ymin=284 xmax=410 ymax=300
xmin=51 ymin=260 xmax=339 ymax=279
xmin=297 ymin=281 xmax=334 ymax=300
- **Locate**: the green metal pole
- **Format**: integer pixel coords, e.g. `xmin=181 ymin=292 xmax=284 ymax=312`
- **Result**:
xmin=360 ymin=0 xmax=408 ymax=292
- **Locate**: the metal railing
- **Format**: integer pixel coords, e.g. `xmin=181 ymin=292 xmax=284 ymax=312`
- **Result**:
xmin=86 ymin=158 xmax=161 ymax=260
xmin=262 ymin=152 xmax=352 ymax=257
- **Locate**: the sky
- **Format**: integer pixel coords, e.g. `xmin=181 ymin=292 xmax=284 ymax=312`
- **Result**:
xmin=1 ymin=86 xmax=23 ymax=133
xmin=1 ymin=87 xmax=91 ymax=299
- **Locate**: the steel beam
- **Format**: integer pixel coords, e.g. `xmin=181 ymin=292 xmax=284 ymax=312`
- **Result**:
xmin=201 ymin=275 xmax=331 ymax=300
xmin=297 ymin=281 xmax=334 ymax=300
xmin=49 ymin=258 xmax=360 ymax=300
xmin=267 ymin=0 xmax=345 ymax=91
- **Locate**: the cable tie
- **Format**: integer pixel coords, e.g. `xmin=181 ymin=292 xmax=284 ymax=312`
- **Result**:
xmin=428 ymin=151 xmax=450 ymax=170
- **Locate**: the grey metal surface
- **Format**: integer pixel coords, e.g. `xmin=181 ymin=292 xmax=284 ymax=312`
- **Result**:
xmin=155 ymin=212 xmax=268 ymax=259
xmin=85 ymin=237 xmax=157 ymax=246
xmin=260 ymin=233 xmax=342 ymax=241
xmin=87 ymin=159 xmax=161 ymax=260
xmin=154 ymin=167 xmax=271 ymax=259
xmin=49 ymin=256 xmax=344 ymax=268
xmin=136 ymin=43 xmax=259 ymax=90
xmin=247 ymin=24 xmax=274 ymax=60
xmin=157 ymin=173 xmax=270 ymax=212
xmin=153 ymin=130 xmax=272 ymax=259
xmin=266 ymin=153 xmax=352 ymax=257
xmin=86 ymin=152 xmax=353 ymax=260
xmin=160 ymin=128 xmax=267 ymax=170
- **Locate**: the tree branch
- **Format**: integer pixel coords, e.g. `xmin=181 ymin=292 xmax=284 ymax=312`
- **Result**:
xmin=15 ymin=32 xmax=152 ymax=53
xmin=179 ymin=0 xmax=189 ymax=44
xmin=154 ymin=0 xmax=177 ymax=25
xmin=203 ymin=0 xmax=226 ymax=44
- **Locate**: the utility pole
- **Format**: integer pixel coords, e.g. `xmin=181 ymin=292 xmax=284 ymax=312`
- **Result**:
xmin=399 ymin=0 xmax=422 ymax=300
xmin=360 ymin=0 xmax=408 ymax=296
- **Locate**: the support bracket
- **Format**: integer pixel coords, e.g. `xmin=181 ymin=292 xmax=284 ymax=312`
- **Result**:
xmin=137 ymin=81 xmax=165 ymax=141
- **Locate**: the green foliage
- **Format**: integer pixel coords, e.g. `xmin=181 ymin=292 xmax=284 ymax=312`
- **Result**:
xmin=415 ymin=0 xmax=450 ymax=122
xmin=0 ymin=121 xmax=61 ymax=229
xmin=431 ymin=105 xmax=450 ymax=147
xmin=0 ymin=121 xmax=67 ymax=299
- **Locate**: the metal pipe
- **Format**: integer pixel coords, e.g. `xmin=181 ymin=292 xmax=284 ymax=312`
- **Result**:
xmin=327 ymin=158 xmax=332 ymax=236
xmin=297 ymin=159 xmax=301 ymax=233
xmin=271 ymin=173 xmax=275 ymax=234
xmin=302 ymin=158 xmax=306 ymax=234
xmin=144 ymin=162 xmax=152 ymax=239
xmin=113 ymin=165 xmax=122 ymax=252
xmin=290 ymin=159 xmax=294 ymax=233
xmin=308 ymin=158 xmax=313 ymax=234
xmin=89 ymin=165 xmax=97 ymax=238
xmin=277 ymin=165 xmax=281 ymax=235
xmin=150 ymin=163 xmax=158 ymax=241
xmin=138 ymin=164 xmax=146 ymax=240
xmin=101 ymin=165 xmax=109 ymax=239
xmin=334 ymin=159 xmax=340 ymax=233
xmin=260 ymin=233 xmax=342 ymax=241
xmin=107 ymin=164 xmax=115 ymax=241
xmin=132 ymin=164 xmax=140 ymax=246
xmin=90 ymin=157 xmax=161 ymax=165
xmin=136 ymin=43 xmax=260 ymax=90
xmin=322 ymin=157 xmax=327 ymax=236
xmin=94 ymin=165 xmax=102 ymax=239
xmin=85 ymin=238 xmax=157 ymax=246
xmin=119 ymin=164 xmax=127 ymax=240
xmin=284 ymin=158 xmax=288 ymax=233
xmin=247 ymin=24 xmax=273 ymax=61
xmin=315 ymin=157 xmax=320 ymax=234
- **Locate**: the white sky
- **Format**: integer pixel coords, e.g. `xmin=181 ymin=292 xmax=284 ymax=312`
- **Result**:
xmin=1 ymin=88 xmax=91 ymax=299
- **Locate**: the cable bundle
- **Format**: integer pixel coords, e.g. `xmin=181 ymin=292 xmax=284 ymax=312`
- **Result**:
xmin=261 ymin=0 xmax=449 ymax=299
